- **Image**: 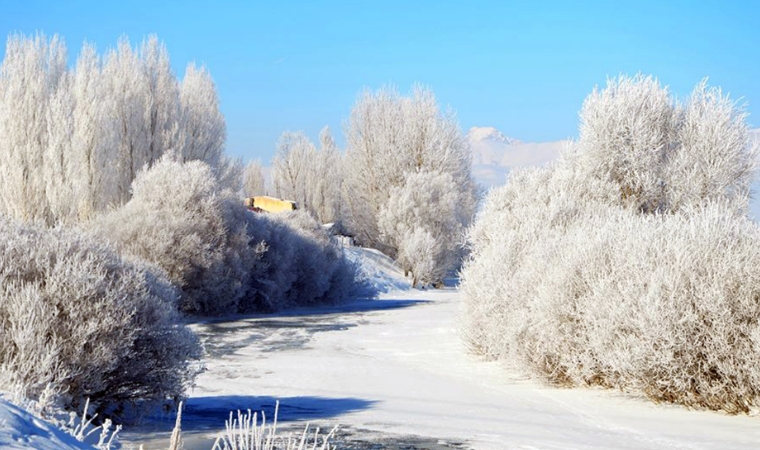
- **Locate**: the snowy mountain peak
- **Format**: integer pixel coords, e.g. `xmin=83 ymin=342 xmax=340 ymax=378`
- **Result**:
xmin=467 ymin=126 xmax=521 ymax=146
xmin=467 ymin=125 xmax=568 ymax=188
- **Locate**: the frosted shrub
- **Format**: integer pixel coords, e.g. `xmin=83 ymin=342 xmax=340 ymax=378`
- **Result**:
xmin=89 ymin=158 xmax=256 ymax=316
xmin=665 ymin=80 xmax=757 ymax=212
xmin=91 ymin=158 xmax=368 ymax=316
xmin=460 ymin=75 xmax=760 ymax=412
xmin=573 ymin=74 xmax=757 ymax=214
xmin=246 ymin=210 xmax=370 ymax=311
xmin=0 ymin=217 xmax=201 ymax=417
xmin=573 ymin=74 xmax=676 ymax=213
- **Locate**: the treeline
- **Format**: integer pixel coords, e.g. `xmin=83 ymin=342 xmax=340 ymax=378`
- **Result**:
xmin=0 ymin=34 xmax=228 ymax=224
xmin=460 ymin=75 xmax=760 ymax=413
xmin=245 ymin=87 xmax=479 ymax=287
xmin=0 ymin=34 xmax=369 ymax=419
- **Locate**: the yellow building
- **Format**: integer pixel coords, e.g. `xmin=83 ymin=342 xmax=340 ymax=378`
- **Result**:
xmin=244 ymin=196 xmax=298 ymax=213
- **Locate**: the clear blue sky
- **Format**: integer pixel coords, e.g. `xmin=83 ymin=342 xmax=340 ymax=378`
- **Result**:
xmin=2 ymin=0 xmax=759 ymax=163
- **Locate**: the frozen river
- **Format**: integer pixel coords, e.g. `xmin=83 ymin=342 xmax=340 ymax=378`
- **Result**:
xmin=122 ymin=288 xmax=760 ymax=449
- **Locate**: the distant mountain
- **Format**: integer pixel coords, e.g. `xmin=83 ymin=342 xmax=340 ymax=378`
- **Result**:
xmin=467 ymin=126 xmax=567 ymax=189
xmin=467 ymin=126 xmax=521 ymax=148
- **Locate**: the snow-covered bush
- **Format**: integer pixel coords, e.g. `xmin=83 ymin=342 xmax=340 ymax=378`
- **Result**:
xmin=89 ymin=158 xmax=256 ymax=316
xmin=665 ymin=80 xmax=757 ymax=212
xmin=246 ymin=210 xmax=370 ymax=311
xmin=573 ymin=74 xmax=756 ymax=213
xmin=460 ymin=75 xmax=760 ymax=412
xmin=0 ymin=216 xmax=201 ymax=417
xmin=90 ymin=158 xmax=368 ymax=315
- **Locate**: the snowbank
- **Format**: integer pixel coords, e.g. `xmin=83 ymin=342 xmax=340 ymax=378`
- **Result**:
xmin=343 ymin=246 xmax=411 ymax=293
xmin=0 ymin=398 xmax=89 ymax=450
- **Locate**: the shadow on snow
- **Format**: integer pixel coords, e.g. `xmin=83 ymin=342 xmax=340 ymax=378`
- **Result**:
xmin=192 ymin=298 xmax=431 ymax=358
xmin=134 ymin=395 xmax=377 ymax=434
xmin=188 ymin=297 xmax=430 ymax=324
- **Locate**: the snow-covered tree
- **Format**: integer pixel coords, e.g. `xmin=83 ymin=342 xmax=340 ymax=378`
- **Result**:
xmin=140 ymin=36 xmax=180 ymax=165
xmin=270 ymin=127 xmax=344 ymax=223
xmin=271 ymin=131 xmax=315 ymax=209
xmin=0 ymin=33 xmax=67 ymax=224
xmin=43 ymin=68 xmax=77 ymax=222
xmin=70 ymin=43 xmax=120 ymax=218
xmin=460 ymin=74 xmax=760 ymax=413
xmin=307 ymin=126 xmax=343 ymax=224
xmin=243 ymin=159 xmax=267 ymax=197
xmin=176 ymin=63 xmax=225 ymax=167
xmin=0 ymin=33 xmax=228 ymax=224
xmin=378 ymin=170 xmax=464 ymax=286
xmin=101 ymin=37 xmax=153 ymax=206
xmin=342 ymin=86 xmax=477 ymax=283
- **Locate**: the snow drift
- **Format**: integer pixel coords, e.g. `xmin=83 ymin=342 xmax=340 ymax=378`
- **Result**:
xmin=0 ymin=398 xmax=91 ymax=450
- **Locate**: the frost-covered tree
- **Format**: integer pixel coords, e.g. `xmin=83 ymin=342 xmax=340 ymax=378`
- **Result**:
xmin=176 ymin=63 xmax=225 ymax=167
xmin=271 ymin=131 xmax=315 ymax=209
xmin=342 ymin=86 xmax=477 ymax=283
xmin=0 ymin=33 xmax=227 ymax=224
xmin=215 ymin=154 xmax=245 ymax=192
xmin=268 ymin=127 xmax=344 ymax=223
xmin=101 ymin=37 xmax=153 ymax=206
xmin=44 ymin=68 xmax=77 ymax=222
xmin=140 ymin=36 xmax=180 ymax=164
xmin=270 ymin=127 xmax=344 ymax=223
xmin=70 ymin=43 xmax=119 ymax=218
xmin=243 ymin=159 xmax=267 ymax=197
xmin=460 ymin=74 xmax=760 ymax=413
xmin=0 ymin=34 xmax=67 ymax=224
xmin=307 ymin=126 xmax=343 ymax=223
xmin=378 ymin=170 xmax=464 ymax=286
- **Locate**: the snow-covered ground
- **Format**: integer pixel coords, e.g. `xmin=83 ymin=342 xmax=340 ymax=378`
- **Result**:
xmin=6 ymin=247 xmax=760 ymax=449
xmin=0 ymin=398 xmax=91 ymax=450
xmin=121 ymin=249 xmax=760 ymax=450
